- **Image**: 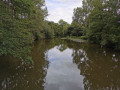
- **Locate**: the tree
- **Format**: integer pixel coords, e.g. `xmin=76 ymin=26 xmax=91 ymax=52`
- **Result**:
xmin=67 ymin=21 xmax=84 ymax=37
xmin=72 ymin=0 xmax=120 ymax=50
xmin=58 ymin=19 xmax=69 ymax=37
xmin=43 ymin=21 xmax=54 ymax=39
xmin=0 ymin=0 xmax=47 ymax=63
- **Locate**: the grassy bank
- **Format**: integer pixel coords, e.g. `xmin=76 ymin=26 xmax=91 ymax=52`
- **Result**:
xmin=61 ymin=37 xmax=87 ymax=43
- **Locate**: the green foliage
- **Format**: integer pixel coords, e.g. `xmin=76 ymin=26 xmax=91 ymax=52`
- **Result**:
xmin=80 ymin=36 xmax=88 ymax=40
xmin=49 ymin=22 xmax=62 ymax=37
xmin=45 ymin=20 xmax=69 ymax=38
xmin=67 ymin=21 xmax=84 ymax=37
xmin=0 ymin=0 xmax=47 ymax=63
xmin=43 ymin=21 xmax=54 ymax=39
xmin=73 ymin=0 xmax=120 ymax=50
xmin=58 ymin=19 xmax=69 ymax=37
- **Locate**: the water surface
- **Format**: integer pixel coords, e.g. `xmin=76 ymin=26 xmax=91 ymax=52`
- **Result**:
xmin=0 ymin=39 xmax=120 ymax=90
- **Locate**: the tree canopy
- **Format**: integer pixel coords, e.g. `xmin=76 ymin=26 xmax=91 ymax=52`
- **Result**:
xmin=0 ymin=0 xmax=47 ymax=63
xmin=72 ymin=0 xmax=120 ymax=50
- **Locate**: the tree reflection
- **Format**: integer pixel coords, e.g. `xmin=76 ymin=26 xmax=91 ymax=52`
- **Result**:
xmin=0 ymin=39 xmax=60 ymax=90
xmin=56 ymin=40 xmax=68 ymax=52
xmin=0 ymin=39 xmax=120 ymax=90
xmin=68 ymin=41 xmax=120 ymax=90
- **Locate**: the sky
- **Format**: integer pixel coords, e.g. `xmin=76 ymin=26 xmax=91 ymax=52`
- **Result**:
xmin=45 ymin=0 xmax=82 ymax=24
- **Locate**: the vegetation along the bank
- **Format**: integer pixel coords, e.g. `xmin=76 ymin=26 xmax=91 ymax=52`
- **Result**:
xmin=0 ymin=0 xmax=120 ymax=63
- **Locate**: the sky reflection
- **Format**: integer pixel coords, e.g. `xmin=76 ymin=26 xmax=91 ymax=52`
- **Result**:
xmin=45 ymin=45 xmax=84 ymax=90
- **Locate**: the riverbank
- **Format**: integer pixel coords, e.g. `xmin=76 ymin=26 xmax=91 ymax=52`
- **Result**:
xmin=61 ymin=37 xmax=87 ymax=43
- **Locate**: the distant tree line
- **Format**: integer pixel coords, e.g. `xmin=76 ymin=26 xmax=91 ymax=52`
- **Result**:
xmin=47 ymin=0 xmax=120 ymax=51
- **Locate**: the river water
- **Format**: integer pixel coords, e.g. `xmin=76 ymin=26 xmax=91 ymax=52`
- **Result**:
xmin=0 ymin=39 xmax=120 ymax=90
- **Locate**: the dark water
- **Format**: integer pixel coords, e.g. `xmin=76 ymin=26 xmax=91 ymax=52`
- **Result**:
xmin=0 ymin=39 xmax=120 ymax=90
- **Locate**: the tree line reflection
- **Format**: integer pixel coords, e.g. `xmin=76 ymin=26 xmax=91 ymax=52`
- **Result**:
xmin=60 ymin=40 xmax=120 ymax=90
xmin=0 ymin=39 xmax=120 ymax=90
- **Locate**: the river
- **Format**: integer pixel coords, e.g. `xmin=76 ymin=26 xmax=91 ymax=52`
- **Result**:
xmin=0 ymin=39 xmax=120 ymax=90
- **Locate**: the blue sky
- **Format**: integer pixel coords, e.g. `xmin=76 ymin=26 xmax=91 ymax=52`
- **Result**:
xmin=45 ymin=0 xmax=82 ymax=24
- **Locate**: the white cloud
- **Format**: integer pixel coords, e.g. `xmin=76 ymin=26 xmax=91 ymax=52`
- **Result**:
xmin=46 ymin=0 xmax=82 ymax=24
xmin=52 ymin=0 xmax=70 ymax=2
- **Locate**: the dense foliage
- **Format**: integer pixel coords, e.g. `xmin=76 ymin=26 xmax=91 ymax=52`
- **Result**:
xmin=72 ymin=0 xmax=120 ymax=50
xmin=46 ymin=20 xmax=69 ymax=37
xmin=0 ymin=0 xmax=47 ymax=63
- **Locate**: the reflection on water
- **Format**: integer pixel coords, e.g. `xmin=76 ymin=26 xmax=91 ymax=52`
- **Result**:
xmin=45 ymin=47 xmax=84 ymax=90
xmin=0 ymin=39 xmax=120 ymax=90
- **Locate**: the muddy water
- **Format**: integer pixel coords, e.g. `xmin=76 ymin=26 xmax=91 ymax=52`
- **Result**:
xmin=0 ymin=39 xmax=120 ymax=90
